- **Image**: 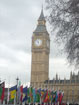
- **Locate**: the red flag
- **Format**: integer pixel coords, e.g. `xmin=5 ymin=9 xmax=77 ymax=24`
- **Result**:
xmin=1 ymin=82 xmax=5 ymax=102
xmin=20 ymin=85 xmax=23 ymax=102
xmin=60 ymin=93 xmax=63 ymax=104
xmin=43 ymin=91 xmax=50 ymax=103
xmin=58 ymin=92 xmax=63 ymax=104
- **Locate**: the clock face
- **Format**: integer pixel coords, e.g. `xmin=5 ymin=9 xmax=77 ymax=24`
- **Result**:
xmin=47 ymin=40 xmax=49 ymax=48
xmin=34 ymin=39 xmax=42 ymax=46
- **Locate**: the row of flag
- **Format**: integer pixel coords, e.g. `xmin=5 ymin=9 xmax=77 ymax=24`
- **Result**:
xmin=0 ymin=82 xmax=64 ymax=104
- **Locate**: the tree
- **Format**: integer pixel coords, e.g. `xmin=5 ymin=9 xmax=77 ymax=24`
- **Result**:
xmin=45 ymin=0 xmax=79 ymax=69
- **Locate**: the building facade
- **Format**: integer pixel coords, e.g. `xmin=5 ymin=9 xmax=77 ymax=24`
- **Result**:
xmin=31 ymin=9 xmax=79 ymax=103
xmin=44 ymin=72 xmax=79 ymax=103
xmin=31 ymin=9 xmax=50 ymax=87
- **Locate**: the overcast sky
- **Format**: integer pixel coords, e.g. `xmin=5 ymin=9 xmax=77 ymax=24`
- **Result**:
xmin=0 ymin=0 xmax=76 ymax=87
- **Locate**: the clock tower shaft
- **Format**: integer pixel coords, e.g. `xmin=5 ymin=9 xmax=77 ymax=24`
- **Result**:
xmin=31 ymin=9 xmax=50 ymax=87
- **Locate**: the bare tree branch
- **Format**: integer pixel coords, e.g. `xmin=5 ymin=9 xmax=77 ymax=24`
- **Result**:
xmin=46 ymin=0 xmax=79 ymax=69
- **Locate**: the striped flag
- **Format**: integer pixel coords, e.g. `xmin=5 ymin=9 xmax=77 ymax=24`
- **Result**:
xmin=0 ymin=82 xmax=5 ymax=102
xmin=9 ymin=85 xmax=17 ymax=102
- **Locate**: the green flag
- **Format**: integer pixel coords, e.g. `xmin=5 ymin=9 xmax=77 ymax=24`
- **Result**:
xmin=0 ymin=88 xmax=3 ymax=98
xmin=52 ymin=91 xmax=56 ymax=102
xmin=36 ymin=92 xmax=40 ymax=103
xmin=27 ymin=96 xmax=31 ymax=103
xmin=30 ymin=87 xmax=33 ymax=102
xmin=27 ymin=88 xmax=31 ymax=103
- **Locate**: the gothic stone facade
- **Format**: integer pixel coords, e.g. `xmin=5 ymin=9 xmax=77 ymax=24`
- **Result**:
xmin=31 ymin=9 xmax=50 ymax=87
xmin=44 ymin=72 xmax=79 ymax=103
xmin=31 ymin=9 xmax=79 ymax=103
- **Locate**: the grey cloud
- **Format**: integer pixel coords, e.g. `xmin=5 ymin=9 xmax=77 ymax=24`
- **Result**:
xmin=0 ymin=0 xmax=44 ymax=85
xmin=0 ymin=0 xmax=71 ymax=86
xmin=0 ymin=0 xmax=42 ymax=31
xmin=0 ymin=43 xmax=21 ymax=62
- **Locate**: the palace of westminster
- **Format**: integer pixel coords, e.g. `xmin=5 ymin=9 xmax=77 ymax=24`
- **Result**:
xmin=30 ymin=9 xmax=79 ymax=103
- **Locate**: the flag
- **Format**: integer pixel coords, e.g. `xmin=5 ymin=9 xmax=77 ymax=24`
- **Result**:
xmin=29 ymin=87 xmax=33 ymax=103
xmin=41 ymin=89 xmax=45 ymax=98
xmin=52 ymin=91 xmax=56 ymax=102
xmin=33 ymin=88 xmax=36 ymax=103
xmin=27 ymin=87 xmax=33 ymax=103
xmin=37 ymin=88 xmax=41 ymax=96
xmin=20 ymin=85 xmax=23 ymax=102
xmin=41 ymin=89 xmax=46 ymax=103
xmin=27 ymin=87 xmax=31 ymax=103
xmin=0 ymin=84 xmax=3 ymax=99
xmin=50 ymin=90 xmax=54 ymax=103
xmin=43 ymin=90 xmax=50 ymax=103
xmin=36 ymin=89 xmax=40 ymax=103
xmin=58 ymin=91 xmax=64 ymax=104
xmin=18 ymin=80 xmax=21 ymax=86
xmin=55 ymin=91 xmax=58 ymax=102
xmin=9 ymin=85 xmax=17 ymax=102
xmin=22 ymin=87 xmax=27 ymax=102
xmin=0 ymin=82 xmax=5 ymax=102
xmin=17 ymin=85 xmax=23 ymax=102
xmin=50 ymin=92 xmax=53 ymax=103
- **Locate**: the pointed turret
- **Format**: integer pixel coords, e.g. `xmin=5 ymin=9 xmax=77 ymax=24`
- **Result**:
xmin=34 ymin=8 xmax=48 ymax=33
xmin=38 ymin=8 xmax=45 ymax=21
xmin=59 ymin=77 xmax=60 ymax=83
xmin=70 ymin=71 xmax=72 ymax=80
xmin=56 ymin=73 xmax=58 ymax=80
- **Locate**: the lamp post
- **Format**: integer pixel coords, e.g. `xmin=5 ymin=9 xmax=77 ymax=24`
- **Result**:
xmin=16 ymin=77 xmax=19 ymax=87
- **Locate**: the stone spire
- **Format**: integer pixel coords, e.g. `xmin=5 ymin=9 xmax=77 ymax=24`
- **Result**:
xmin=34 ymin=8 xmax=47 ymax=33
xmin=38 ymin=7 xmax=45 ymax=21
xmin=70 ymin=71 xmax=72 ymax=80
xmin=59 ymin=77 xmax=60 ymax=83
xmin=56 ymin=73 xmax=58 ymax=80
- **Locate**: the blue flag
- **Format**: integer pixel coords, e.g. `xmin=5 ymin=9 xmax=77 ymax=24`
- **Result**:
xmin=9 ymin=85 xmax=17 ymax=101
xmin=37 ymin=88 xmax=41 ymax=96
xmin=10 ymin=85 xmax=17 ymax=91
xmin=55 ymin=91 xmax=58 ymax=102
xmin=22 ymin=87 xmax=27 ymax=102
xmin=33 ymin=88 xmax=36 ymax=103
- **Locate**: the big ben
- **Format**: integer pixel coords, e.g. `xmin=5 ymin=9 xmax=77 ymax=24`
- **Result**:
xmin=31 ymin=9 xmax=50 ymax=87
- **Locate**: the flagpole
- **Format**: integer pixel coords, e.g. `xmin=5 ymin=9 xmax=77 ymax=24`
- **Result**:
xmin=14 ymin=96 xmax=16 ymax=105
xmin=3 ymin=100 xmax=5 ymax=105
xmin=7 ymin=87 xmax=9 ymax=105
xmin=7 ymin=76 xmax=10 ymax=105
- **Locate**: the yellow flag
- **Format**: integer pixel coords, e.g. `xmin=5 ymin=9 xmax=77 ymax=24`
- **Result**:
xmin=10 ymin=90 xmax=16 ymax=99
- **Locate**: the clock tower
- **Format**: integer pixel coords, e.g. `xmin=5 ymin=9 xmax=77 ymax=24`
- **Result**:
xmin=31 ymin=9 xmax=50 ymax=87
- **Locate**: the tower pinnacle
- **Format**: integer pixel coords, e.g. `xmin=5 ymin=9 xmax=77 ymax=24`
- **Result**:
xmin=38 ymin=7 xmax=45 ymax=21
xmin=34 ymin=8 xmax=47 ymax=33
